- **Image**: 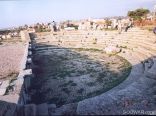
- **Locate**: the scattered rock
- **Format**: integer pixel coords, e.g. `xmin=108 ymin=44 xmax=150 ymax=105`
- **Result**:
xmin=104 ymin=46 xmax=121 ymax=54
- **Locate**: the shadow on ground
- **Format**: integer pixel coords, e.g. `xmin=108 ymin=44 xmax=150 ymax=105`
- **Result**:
xmin=29 ymin=42 xmax=132 ymax=106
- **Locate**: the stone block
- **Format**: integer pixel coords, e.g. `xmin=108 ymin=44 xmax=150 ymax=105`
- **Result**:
xmin=51 ymin=103 xmax=77 ymax=115
xmin=28 ymin=51 xmax=32 ymax=56
xmin=14 ymin=105 xmax=24 ymax=116
xmin=0 ymin=80 xmax=10 ymax=95
xmin=48 ymin=104 xmax=56 ymax=113
xmin=0 ymin=88 xmax=6 ymax=95
xmin=5 ymin=103 xmax=17 ymax=116
xmin=23 ymin=69 xmax=32 ymax=76
xmin=0 ymin=101 xmax=10 ymax=116
xmin=36 ymin=103 xmax=49 ymax=116
xmin=27 ymin=58 xmax=32 ymax=64
xmin=0 ymin=80 xmax=9 ymax=88
xmin=28 ymin=46 xmax=32 ymax=50
xmin=24 ymin=104 xmax=36 ymax=116
xmin=15 ymin=78 xmax=24 ymax=85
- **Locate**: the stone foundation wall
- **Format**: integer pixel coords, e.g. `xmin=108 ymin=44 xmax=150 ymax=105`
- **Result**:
xmin=18 ymin=33 xmax=35 ymax=105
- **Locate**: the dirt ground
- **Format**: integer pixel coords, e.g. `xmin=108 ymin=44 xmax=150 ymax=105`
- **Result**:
xmin=30 ymin=42 xmax=132 ymax=106
xmin=0 ymin=41 xmax=25 ymax=81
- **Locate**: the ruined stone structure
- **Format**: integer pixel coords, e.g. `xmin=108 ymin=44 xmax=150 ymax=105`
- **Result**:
xmin=20 ymin=30 xmax=30 ymax=42
xmin=0 ymin=27 xmax=156 ymax=115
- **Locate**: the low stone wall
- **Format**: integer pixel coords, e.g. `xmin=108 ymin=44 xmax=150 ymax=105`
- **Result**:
xmin=17 ymin=42 xmax=32 ymax=104
xmin=17 ymin=33 xmax=35 ymax=105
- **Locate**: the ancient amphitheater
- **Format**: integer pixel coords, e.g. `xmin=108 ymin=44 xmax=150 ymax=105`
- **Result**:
xmin=0 ymin=27 xmax=156 ymax=115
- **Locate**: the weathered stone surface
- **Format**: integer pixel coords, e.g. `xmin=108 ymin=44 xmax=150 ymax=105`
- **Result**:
xmin=14 ymin=105 xmax=24 ymax=116
xmin=24 ymin=76 xmax=31 ymax=92
xmin=0 ymin=80 xmax=10 ymax=95
xmin=27 ymin=58 xmax=32 ymax=64
xmin=77 ymin=94 xmax=116 ymax=115
xmin=36 ymin=103 xmax=48 ymax=116
xmin=15 ymin=78 xmax=24 ymax=86
xmin=23 ymin=69 xmax=32 ymax=76
xmin=146 ymin=59 xmax=156 ymax=79
xmin=0 ymin=88 xmax=6 ymax=95
xmin=50 ymin=103 xmax=78 ymax=115
xmin=0 ymin=101 xmax=9 ymax=116
xmin=0 ymin=80 xmax=10 ymax=88
xmin=28 ymin=51 xmax=32 ymax=56
xmin=4 ymin=103 xmax=17 ymax=116
xmin=28 ymin=46 xmax=32 ymax=50
xmin=24 ymin=104 xmax=36 ymax=116
xmin=0 ymin=94 xmax=19 ymax=103
xmin=0 ymin=81 xmax=2 ymax=85
xmin=48 ymin=104 xmax=56 ymax=113
xmin=0 ymin=101 xmax=17 ymax=116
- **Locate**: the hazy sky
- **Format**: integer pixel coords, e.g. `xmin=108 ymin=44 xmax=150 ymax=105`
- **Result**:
xmin=0 ymin=0 xmax=156 ymax=29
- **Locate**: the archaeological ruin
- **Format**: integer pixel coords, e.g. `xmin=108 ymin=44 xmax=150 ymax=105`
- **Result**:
xmin=0 ymin=27 xmax=156 ymax=115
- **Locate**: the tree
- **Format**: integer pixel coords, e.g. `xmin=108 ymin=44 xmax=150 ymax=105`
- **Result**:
xmin=128 ymin=8 xmax=150 ymax=20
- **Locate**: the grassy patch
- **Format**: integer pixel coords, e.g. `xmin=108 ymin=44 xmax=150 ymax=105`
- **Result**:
xmin=96 ymin=72 xmax=107 ymax=83
xmin=62 ymin=87 xmax=71 ymax=95
xmin=74 ymin=48 xmax=102 ymax=52
xmin=120 ymin=46 xmax=127 ymax=49
xmin=48 ymin=97 xmax=66 ymax=106
xmin=104 ymin=28 xmax=117 ymax=31
xmin=86 ymin=82 xmax=96 ymax=86
xmin=77 ymin=88 xmax=84 ymax=94
xmin=31 ymin=47 xmax=132 ymax=106
xmin=59 ymin=80 xmax=74 ymax=87
xmin=70 ymin=82 xmax=77 ymax=86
